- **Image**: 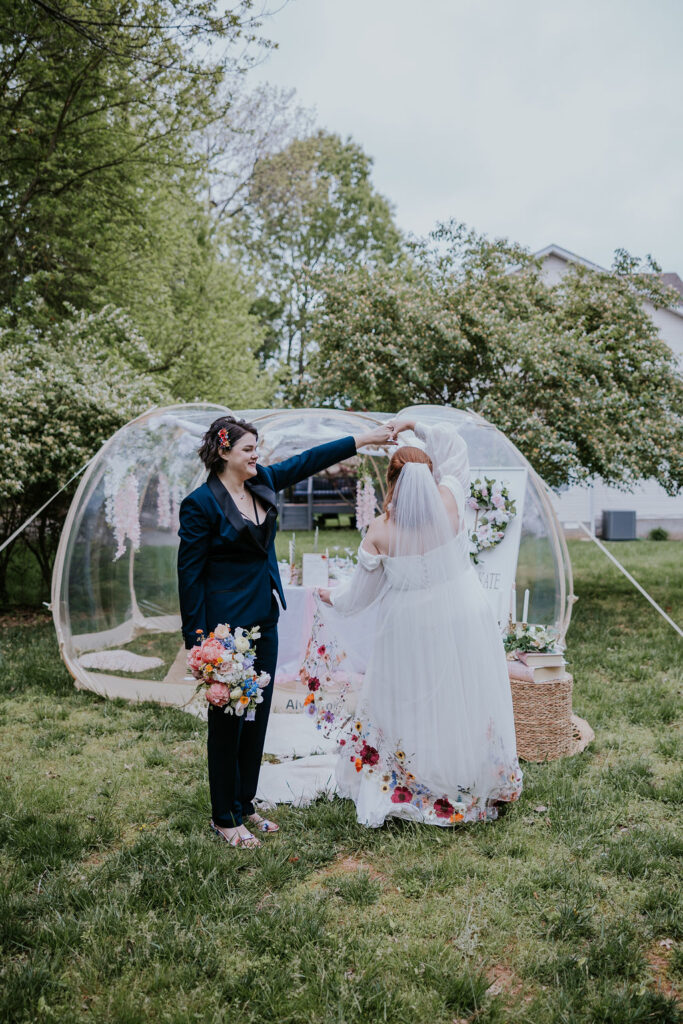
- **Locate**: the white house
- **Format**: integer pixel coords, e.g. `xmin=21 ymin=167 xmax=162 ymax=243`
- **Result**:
xmin=533 ymin=245 xmax=683 ymax=538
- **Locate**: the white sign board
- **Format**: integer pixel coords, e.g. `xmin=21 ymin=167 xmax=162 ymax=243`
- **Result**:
xmin=464 ymin=467 xmax=528 ymax=625
xmin=302 ymin=553 xmax=329 ymax=589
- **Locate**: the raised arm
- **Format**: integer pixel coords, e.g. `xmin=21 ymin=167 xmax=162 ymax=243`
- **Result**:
xmin=264 ymin=424 xmax=395 ymax=493
xmin=319 ymin=543 xmax=385 ymax=616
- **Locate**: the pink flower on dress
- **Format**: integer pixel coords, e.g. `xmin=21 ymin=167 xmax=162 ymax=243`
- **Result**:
xmin=433 ymin=797 xmax=454 ymax=819
xmin=359 ymin=741 xmax=380 ymax=766
xmin=205 ymin=682 xmax=231 ymax=707
xmin=391 ymin=786 xmax=413 ymax=804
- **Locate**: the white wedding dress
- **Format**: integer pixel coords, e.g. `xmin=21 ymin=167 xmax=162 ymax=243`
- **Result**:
xmin=327 ymin=422 xmax=522 ymax=827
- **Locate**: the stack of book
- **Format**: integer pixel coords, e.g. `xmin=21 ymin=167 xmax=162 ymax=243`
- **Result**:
xmin=507 ymin=650 xmax=568 ymax=683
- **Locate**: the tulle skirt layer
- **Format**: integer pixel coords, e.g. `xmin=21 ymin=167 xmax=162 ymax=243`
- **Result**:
xmin=334 ymin=565 xmax=522 ymax=827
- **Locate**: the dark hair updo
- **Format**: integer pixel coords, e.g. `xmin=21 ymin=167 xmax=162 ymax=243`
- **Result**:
xmin=198 ymin=416 xmax=259 ymax=474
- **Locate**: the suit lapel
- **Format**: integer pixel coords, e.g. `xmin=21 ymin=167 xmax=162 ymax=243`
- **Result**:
xmin=207 ymin=473 xmax=249 ymax=537
xmin=246 ymin=477 xmax=277 ymax=551
xmin=207 ymin=473 xmax=276 ymax=555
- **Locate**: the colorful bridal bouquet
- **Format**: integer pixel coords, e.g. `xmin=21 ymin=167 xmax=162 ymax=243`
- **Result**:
xmin=188 ymin=624 xmax=270 ymax=719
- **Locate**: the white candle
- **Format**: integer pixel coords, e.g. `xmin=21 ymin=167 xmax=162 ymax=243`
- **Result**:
xmin=509 ymin=582 xmax=516 ymax=622
xmin=314 ymin=526 xmax=319 ymax=551
xmin=522 ymin=589 xmax=530 ymax=625
xmin=288 ymin=539 xmax=294 ymax=565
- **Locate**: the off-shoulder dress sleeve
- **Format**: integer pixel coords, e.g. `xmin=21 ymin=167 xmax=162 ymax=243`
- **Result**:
xmin=328 ymin=543 xmax=384 ymax=616
xmin=413 ymin=421 xmax=470 ymax=520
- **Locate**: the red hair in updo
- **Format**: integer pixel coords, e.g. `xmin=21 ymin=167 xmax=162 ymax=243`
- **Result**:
xmin=383 ymin=446 xmax=433 ymax=515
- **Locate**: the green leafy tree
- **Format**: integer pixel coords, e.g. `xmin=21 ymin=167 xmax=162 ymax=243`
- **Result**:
xmin=90 ymin=189 xmax=271 ymax=406
xmin=0 ymin=0 xmax=269 ymax=317
xmin=0 ymin=304 xmax=169 ymax=604
xmin=232 ymin=130 xmax=404 ymax=384
xmin=307 ymin=223 xmax=682 ymax=493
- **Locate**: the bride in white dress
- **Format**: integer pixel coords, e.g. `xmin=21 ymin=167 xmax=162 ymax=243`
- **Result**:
xmin=318 ymin=418 xmax=522 ymax=827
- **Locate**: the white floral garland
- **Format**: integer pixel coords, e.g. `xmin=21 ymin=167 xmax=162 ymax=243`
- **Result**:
xmin=466 ymin=476 xmax=517 ymax=564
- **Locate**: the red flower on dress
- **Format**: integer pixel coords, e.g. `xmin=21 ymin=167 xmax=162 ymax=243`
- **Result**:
xmin=307 ymin=676 xmax=320 ymax=691
xmin=317 ymin=645 xmax=326 ymax=656
xmin=433 ymin=797 xmax=454 ymax=819
xmin=391 ymin=786 xmax=413 ymax=804
xmin=359 ymin=742 xmax=379 ymax=766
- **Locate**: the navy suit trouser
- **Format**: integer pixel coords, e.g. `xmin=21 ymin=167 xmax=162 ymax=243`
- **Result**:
xmin=207 ymin=608 xmax=279 ymax=828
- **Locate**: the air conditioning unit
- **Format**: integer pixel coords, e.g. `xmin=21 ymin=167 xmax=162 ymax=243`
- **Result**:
xmin=602 ymin=510 xmax=636 ymax=541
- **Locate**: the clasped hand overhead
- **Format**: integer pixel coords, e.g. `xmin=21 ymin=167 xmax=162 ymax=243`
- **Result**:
xmin=355 ymin=417 xmax=415 ymax=449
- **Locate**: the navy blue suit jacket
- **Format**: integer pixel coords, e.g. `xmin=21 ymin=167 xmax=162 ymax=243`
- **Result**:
xmin=177 ymin=435 xmax=357 ymax=648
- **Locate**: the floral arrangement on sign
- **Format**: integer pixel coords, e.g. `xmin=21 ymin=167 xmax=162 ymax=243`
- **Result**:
xmin=467 ymin=476 xmax=516 ymax=564
xmin=503 ymin=622 xmax=562 ymax=655
xmin=187 ymin=624 xmax=270 ymax=718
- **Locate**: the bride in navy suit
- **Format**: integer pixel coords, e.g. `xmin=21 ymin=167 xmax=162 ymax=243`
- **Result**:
xmin=178 ymin=415 xmax=394 ymax=848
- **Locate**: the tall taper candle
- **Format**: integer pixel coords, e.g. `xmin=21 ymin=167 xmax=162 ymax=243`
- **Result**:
xmin=314 ymin=525 xmax=319 ymax=551
xmin=509 ymin=582 xmax=516 ymax=623
xmin=522 ymin=588 xmax=530 ymax=625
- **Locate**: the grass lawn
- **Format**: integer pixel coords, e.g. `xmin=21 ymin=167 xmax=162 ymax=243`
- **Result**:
xmin=0 ymin=540 xmax=681 ymax=1023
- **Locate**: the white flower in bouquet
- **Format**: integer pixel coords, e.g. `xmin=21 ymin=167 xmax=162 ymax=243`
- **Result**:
xmin=214 ymin=624 xmax=231 ymax=640
xmin=234 ymin=629 xmax=250 ymax=654
xmin=230 ymin=686 xmax=243 ymax=700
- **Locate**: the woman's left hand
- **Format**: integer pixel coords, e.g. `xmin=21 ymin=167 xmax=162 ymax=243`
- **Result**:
xmin=317 ymin=588 xmax=333 ymax=605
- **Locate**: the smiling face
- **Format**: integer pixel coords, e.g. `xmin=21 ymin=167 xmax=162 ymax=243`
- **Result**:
xmin=219 ymin=431 xmax=259 ymax=480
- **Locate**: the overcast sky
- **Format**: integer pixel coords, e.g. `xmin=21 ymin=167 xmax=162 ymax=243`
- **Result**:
xmin=251 ymin=0 xmax=682 ymax=272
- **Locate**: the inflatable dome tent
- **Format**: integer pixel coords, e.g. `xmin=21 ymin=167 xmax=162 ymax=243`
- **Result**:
xmin=51 ymin=403 xmax=574 ymax=704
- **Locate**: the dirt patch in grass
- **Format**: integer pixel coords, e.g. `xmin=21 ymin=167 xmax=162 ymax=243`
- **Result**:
xmin=306 ymin=852 xmax=386 ymax=888
xmin=645 ymin=941 xmax=680 ymax=1003
xmin=0 ymin=607 xmax=52 ymax=627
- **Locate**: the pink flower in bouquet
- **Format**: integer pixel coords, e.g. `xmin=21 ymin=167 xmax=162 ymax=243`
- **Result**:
xmin=433 ymin=797 xmax=454 ymax=819
xmin=187 ymin=646 xmax=204 ymax=674
xmin=492 ymin=493 xmax=505 ymax=509
xmin=391 ymin=786 xmax=413 ymax=804
xmin=214 ymin=624 xmax=231 ymax=639
xmin=205 ymin=682 xmax=231 ymax=707
xmin=200 ymin=638 xmax=225 ymax=664
xmin=466 ymin=496 xmax=479 ymax=510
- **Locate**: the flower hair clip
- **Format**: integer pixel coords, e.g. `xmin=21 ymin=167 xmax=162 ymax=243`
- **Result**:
xmin=218 ymin=428 xmax=231 ymax=450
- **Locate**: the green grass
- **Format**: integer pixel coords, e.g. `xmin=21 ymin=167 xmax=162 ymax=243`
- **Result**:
xmin=0 ymin=540 xmax=681 ymax=1023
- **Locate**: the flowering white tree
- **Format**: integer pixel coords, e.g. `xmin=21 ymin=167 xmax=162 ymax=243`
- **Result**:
xmin=307 ymin=224 xmax=683 ymax=494
xmin=0 ymin=305 xmax=167 ymax=603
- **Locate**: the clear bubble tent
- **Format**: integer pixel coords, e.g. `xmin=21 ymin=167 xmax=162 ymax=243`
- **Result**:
xmin=51 ymin=404 xmax=574 ymax=705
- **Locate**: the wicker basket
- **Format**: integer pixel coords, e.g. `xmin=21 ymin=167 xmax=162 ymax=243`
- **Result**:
xmin=510 ymin=672 xmax=573 ymax=761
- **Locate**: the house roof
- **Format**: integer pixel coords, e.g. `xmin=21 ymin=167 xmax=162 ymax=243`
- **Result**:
xmin=533 ymin=245 xmax=683 ymax=318
xmin=533 ymin=243 xmax=607 ymax=274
